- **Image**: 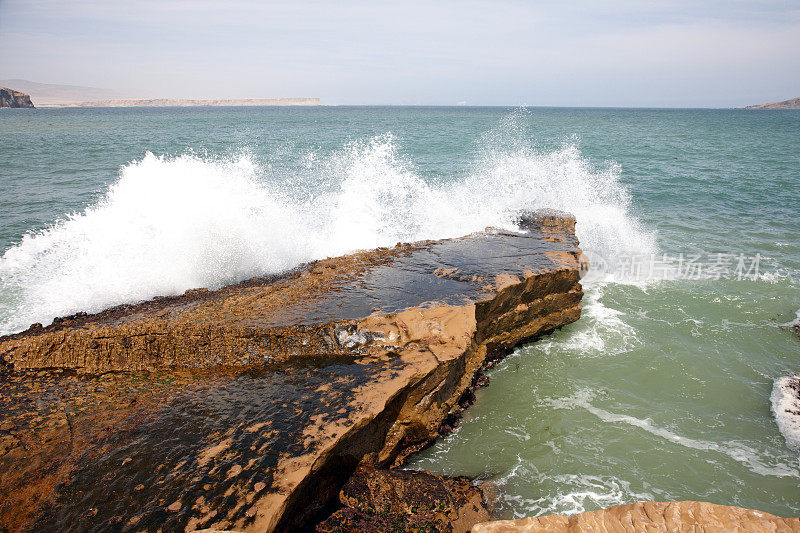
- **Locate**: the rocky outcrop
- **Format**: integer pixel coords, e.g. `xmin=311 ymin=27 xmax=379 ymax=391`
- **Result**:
xmin=745 ymin=97 xmax=800 ymax=109
xmin=0 ymin=210 xmax=584 ymax=532
xmin=472 ymin=501 xmax=800 ymax=532
xmin=0 ymin=87 xmax=34 ymax=108
xmin=317 ymin=467 xmax=490 ymax=533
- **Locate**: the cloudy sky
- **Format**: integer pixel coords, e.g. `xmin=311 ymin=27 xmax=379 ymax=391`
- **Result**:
xmin=1 ymin=0 xmax=798 ymax=106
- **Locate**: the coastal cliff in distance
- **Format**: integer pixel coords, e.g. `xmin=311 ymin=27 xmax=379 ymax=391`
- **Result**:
xmin=0 ymin=87 xmax=34 ymax=108
xmin=0 ymin=80 xmax=321 ymax=107
xmin=54 ymin=97 xmax=323 ymax=107
xmin=745 ymin=97 xmax=800 ymax=109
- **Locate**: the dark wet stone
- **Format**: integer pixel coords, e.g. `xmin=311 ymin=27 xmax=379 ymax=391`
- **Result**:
xmin=317 ymin=467 xmax=490 ymax=533
xmin=0 ymin=210 xmax=585 ymax=532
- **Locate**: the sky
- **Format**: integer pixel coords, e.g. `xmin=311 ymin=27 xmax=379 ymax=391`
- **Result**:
xmin=0 ymin=0 xmax=798 ymax=107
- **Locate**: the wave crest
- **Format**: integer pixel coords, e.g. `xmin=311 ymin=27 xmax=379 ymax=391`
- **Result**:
xmin=0 ymin=133 xmax=653 ymax=334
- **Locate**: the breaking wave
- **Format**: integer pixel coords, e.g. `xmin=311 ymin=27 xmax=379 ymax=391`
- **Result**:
xmin=0 ymin=128 xmax=654 ymax=335
xmin=498 ymin=468 xmax=657 ymax=518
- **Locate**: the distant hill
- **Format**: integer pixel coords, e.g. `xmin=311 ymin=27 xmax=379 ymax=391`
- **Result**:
xmin=745 ymin=97 xmax=800 ymax=109
xmin=0 ymin=79 xmax=123 ymax=106
xmin=0 ymin=79 xmax=321 ymax=107
xmin=56 ymin=97 xmax=323 ymax=107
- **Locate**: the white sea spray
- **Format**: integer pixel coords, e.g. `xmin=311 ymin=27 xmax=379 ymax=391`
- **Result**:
xmin=771 ymin=376 xmax=800 ymax=451
xmin=0 ymin=132 xmax=653 ymax=335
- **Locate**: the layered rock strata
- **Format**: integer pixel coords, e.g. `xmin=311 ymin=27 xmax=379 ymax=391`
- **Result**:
xmin=0 ymin=210 xmax=584 ymax=532
xmin=472 ymin=501 xmax=800 ymax=532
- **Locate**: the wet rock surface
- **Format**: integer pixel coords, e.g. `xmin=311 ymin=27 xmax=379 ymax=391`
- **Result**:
xmin=471 ymin=501 xmax=800 ymax=532
xmin=316 ymin=467 xmax=490 ymax=533
xmin=0 ymin=210 xmax=584 ymax=532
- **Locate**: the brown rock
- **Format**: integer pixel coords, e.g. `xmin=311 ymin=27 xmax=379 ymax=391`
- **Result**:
xmin=0 ymin=210 xmax=584 ymax=533
xmin=0 ymin=87 xmax=34 ymax=108
xmin=471 ymin=501 xmax=800 ymax=532
xmin=317 ymin=467 xmax=490 ymax=533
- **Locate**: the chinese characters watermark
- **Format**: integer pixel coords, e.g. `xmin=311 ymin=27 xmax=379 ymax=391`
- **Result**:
xmin=583 ymin=252 xmax=790 ymax=282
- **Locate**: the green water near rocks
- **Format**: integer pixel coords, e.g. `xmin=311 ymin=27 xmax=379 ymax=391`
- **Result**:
xmin=1 ymin=106 xmax=799 ymax=517
xmin=411 ymin=279 xmax=800 ymax=517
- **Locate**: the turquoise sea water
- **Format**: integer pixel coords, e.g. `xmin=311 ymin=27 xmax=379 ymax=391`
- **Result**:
xmin=1 ymin=106 xmax=799 ymax=518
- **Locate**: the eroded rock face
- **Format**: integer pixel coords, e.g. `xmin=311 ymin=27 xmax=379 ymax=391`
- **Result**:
xmin=317 ymin=467 xmax=490 ymax=533
xmin=0 ymin=210 xmax=584 ymax=532
xmin=0 ymin=87 xmax=34 ymax=108
xmin=471 ymin=501 xmax=800 ymax=532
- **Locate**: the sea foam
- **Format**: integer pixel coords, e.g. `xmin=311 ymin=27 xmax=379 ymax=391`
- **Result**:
xmin=771 ymin=375 xmax=800 ymax=451
xmin=504 ymin=472 xmax=657 ymax=518
xmin=547 ymin=389 xmax=799 ymax=478
xmin=0 ymin=132 xmax=654 ymax=335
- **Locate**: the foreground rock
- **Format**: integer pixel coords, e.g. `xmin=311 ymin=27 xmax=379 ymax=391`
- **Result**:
xmin=0 ymin=210 xmax=584 ymax=532
xmin=0 ymin=87 xmax=34 ymax=108
xmin=317 ymin=467 xmax=490 ymax=533
xmin=472 ymin=501 xmax=800 ymax=532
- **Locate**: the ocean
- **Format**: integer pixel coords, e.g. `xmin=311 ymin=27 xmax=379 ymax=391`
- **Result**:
xmin=1 ymin=106 xmax=799 ymax=518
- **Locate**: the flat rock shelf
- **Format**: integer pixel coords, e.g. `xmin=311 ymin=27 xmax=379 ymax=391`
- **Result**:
xmin=0 ymin=210 xmax=586 ymax=532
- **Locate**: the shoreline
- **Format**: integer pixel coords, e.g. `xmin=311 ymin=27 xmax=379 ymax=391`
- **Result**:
xmin=1 ymin=108 xmax=798 ymax=529
xmin=18 ymin=102 xmax=800 ymax=110
xmin=33 ymin=97 xmax=323 ymax=108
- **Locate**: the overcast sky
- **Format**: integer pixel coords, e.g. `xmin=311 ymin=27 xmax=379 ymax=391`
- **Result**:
xmin=1 ymin=0 xmax=798 ymax=106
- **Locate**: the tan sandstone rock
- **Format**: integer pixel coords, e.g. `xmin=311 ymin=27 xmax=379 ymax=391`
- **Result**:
xmin=471 ymin=501 xmax=800 ymax=532
xmin=0 ymin=210 xmax=583 ymax=532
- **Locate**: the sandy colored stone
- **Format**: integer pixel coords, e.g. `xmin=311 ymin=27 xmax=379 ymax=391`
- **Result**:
xmin=471 ymin=501 xmax=800 ymax=532
xmin=0 ymin=210 xmax=584 ymax=532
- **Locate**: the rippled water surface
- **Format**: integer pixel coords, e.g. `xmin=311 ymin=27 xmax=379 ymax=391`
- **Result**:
xmin=1 ymin=106 xmax=799 ymax=517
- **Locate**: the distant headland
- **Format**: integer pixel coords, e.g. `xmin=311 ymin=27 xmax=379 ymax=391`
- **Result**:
xmin=745 ymin=97 xmax=800 ymax=109
xmin=0 ymin=79 xmax=321 ymax=107
xmin=0 ymin=87 xmax=34 ymax=108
